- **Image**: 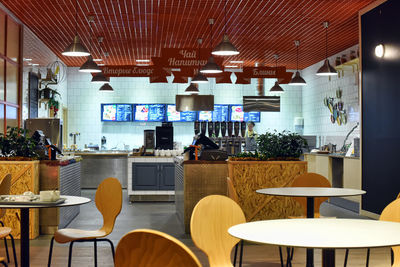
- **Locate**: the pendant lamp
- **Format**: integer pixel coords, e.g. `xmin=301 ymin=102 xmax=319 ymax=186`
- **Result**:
xmin=212 ymin=0 xmax=239 ymax=56
xmin=289 ymin=40 xmax=306 ymax=86
xmin=91 ymin=39 xmax=109 ymax=83
xmin=185 ymin=83 xmax=200 ymax=94
xmin=192 ymin=39 xmax=209 ymax=84
xmin=62 ymin=0 xmax=90 ymax=57
xmin=316 ymin=21 xmax=337 ymax=76
xmin=201 ymin=19 xmax=222 ymax=74
xmin=270 ymin=55 xmax=284 ymax=93
xmin=99 ymin=83 xmax=114 ymax=92
xmin=79 ymin=17 xmax=100 ymax=72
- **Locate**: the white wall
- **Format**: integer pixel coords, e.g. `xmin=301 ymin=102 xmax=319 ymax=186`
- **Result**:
xmin=66 ymin=68 xmax=302 ymax=149
xmin=302 ymin=45 xmax=360 ymax=148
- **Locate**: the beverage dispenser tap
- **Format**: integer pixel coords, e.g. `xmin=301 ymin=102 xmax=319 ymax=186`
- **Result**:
xmin=240 ymin=122 xmax=247 ymax=137
xmin=221 ymin=122 xmax=227 ymax=137
xmin=201 ymin=121 xmax=207 ymax=134
xmin=214 ymin=122 xmax=220 ymax=138
xmin=234 ymin=122 xmax=240 ymax=137
xmin=207 ymin=121 xmax=214 ymax=137
xmin=194 ymin=121 xmax=200 ymax=135
xmin=227 ymin=121 xmax=233 ymax=137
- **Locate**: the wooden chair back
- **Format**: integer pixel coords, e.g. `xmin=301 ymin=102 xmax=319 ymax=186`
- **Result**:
xmin=190 ymin=195 xmax=246 ymax=267
xmin=0 ymin=174 xmax=11 ymax=219
xmin=380 ymin=198 xmax=400 ymax=267
xmin=115 ymin=229 xmax=202 ymax=267
xmin=95 ymin=177 xmax=122 ymax=235
xmin=226 ymin=177 xmax=239 ymax=203
xmin=291 ymin=172 xmax=331 ymax=217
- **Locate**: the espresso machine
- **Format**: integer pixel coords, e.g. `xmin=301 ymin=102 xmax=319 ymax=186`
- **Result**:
xmin=144 ymin=130 xmax=155 ymax=154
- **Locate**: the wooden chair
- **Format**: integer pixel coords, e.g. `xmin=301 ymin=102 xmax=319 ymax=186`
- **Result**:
xmin=290 ymin=172 xmax=332 ymax=218
xmin=0 ymin=257 xmax=7 ymax=267
xmin=115 ymin=229 xmax=202 ymax=267
xmin=47 ymin=177 xmax=122 ymax=267
xmin=0 ymin=174 xmax=17 ymax=267
xmin=191 ymin=195 xmax=246 ymax=267
xmin=345 ymin=197 xmax=400 ymax=267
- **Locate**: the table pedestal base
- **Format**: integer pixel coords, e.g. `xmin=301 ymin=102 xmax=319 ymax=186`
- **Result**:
xmin=21 ymin=208 xmax=30 ymax=267
xmin=322 ymin=249 xmax=335 ymax=267
xmin=306 ymin=248 xmax=314 ymax=267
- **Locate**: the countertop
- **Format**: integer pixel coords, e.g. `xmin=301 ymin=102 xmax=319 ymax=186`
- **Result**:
xmin=304 ymin=152 xmax=359 ymax=159
xmin=74 ymin=151 xmax=130 ymax=156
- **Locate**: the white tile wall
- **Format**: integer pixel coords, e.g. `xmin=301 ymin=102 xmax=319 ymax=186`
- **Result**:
xmin=66 ymin=68 xmax=302 ymax=149
xmin=302 ymin=45 xmax=360 ymax=148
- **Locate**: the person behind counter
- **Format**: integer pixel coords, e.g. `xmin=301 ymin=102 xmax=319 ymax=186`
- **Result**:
xmin=245 ymin=121 xmax=258 ymax=151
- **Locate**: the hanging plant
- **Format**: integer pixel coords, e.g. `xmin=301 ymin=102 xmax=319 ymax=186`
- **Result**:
xmin=46 ymin=89 xmax=61 ymax=116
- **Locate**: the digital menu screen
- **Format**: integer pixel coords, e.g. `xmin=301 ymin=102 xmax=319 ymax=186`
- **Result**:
xmin=101 ymin=104 xmax=133 ymax=122
xmin=229 ymin=105 xmax=261 ymax=122
xmin=134 ymin=104 xmax=165 ymax=122
xmin=166 ymin=104 xmax=196 ymax=122
xmin=198 ymin=105 xmax=229 ymax=121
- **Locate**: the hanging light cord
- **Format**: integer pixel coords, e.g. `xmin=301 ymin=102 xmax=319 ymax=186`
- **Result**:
xmin=224 ymin=0 xmax=227 ymax=34
xmin=75 ymin=0 xmax=78 ymax=34
xmin=296 ymin=44 xmax=299 ymax=71
xmin=275 ymin=56 xmax=278 ymax=82
xmin=325 ymin=25 xmax=328 ymax=59
xmin=89 ymin=20 xmax=92 ymax=53
xmin=210 ymin=22 xmax=213 ymax=47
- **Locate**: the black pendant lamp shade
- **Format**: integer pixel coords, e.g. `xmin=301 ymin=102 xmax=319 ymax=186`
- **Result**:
xmin=289 ymin=40 xmax=306 ymax=86
xmin=91 ymin=72 xmax=109 ymax=83
xmin=316 ymin=21 xmax=337 ymax=76
xmin=99 ymin=83 xmax=114 ymax=92
xmin=270 ymin=54 xmax=284 ymax=93
xmin=185 ymin=83 xmax=200 ymax=94
xmin=62 ymin=0 xmax=90 ymax=57
xmin=79 ymin=55 xmax=101 ymax=73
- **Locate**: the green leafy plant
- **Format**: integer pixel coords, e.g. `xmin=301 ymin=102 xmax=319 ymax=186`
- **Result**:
xmin=257 ymin=130 xmax=307 ymax=160
xmin=0 ymin=127 xmax=39 ymax=159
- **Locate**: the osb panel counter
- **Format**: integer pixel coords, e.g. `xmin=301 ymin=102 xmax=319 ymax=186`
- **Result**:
xmin=175 ymin=159 xmax=228 ymax=233
xmin=0 ymin=160 xmax=39 ymax=239
xmin=228 ymin=160 xmax=306 ymax=221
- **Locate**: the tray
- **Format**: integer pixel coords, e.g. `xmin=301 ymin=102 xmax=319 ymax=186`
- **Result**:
xmin=0 ymin=196 xmax=66 ymax=205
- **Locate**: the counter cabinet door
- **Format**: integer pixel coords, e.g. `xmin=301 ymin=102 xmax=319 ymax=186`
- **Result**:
xmin=159 ymin=163 xmax=175 ymax=190
xmin=132 ymin=163 xmax=159 ymax=190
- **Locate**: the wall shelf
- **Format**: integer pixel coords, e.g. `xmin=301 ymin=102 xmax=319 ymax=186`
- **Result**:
xmin=334 ymin=58 xmax=359 ymax=78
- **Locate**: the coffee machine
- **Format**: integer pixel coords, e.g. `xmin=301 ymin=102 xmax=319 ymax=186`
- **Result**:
xmin=156 ymin=126 xmax=173 ymax=149
xmin=144 ymin=130 xmax=155 ymax=153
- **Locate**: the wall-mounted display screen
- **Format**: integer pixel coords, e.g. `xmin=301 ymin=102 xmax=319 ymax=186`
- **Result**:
xmin=198 ymin=104 xmax=229 ymax=121
xmin=134 ymin=104 xmax=165 ymax=122
xmin=166 ymin=104 xmax=196 ymax=122
xmin=101 ymin=104 xmax=133 ymax=122
xmin=229 ymin=105 xmax=261 ymax=122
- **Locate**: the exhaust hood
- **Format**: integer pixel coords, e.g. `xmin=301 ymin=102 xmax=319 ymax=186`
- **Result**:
xmin=243 ymin=96 xmax=280 ymax=112
xmin=176 ymin=95 xmax=214 ymax=111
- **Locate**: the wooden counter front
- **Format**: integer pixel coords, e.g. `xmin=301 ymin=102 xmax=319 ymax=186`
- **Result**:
xmin=175 ymin=161 xmax=228 ymax=233
xmin=0 ymin=161 xmax=39 ymax=239
xmin=228 ymin=160 xmax=306 ymax=221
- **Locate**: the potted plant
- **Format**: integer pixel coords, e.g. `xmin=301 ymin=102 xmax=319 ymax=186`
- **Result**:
xmin=0 ymin=127 xmax=39 ymax=160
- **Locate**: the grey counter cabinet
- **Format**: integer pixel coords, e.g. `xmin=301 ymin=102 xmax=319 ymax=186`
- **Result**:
xmin=132 ymin=163 xmax=175 ymax=190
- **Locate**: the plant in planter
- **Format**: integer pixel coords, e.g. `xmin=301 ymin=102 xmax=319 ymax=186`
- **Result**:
xmin=257 ymin=130 xmax=307 ymax=160
xmin=0 ymin=127 xmax=39 ymax=160
xmin=40 ymin=86 xmax=61 ymax=116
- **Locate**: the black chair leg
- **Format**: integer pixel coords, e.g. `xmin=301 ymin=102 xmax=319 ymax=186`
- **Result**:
xmin=391 ymin=249 xmax=394 ymax=266
xmin=233 ymin=243 xmax=238 ymax=267
xmin=290 ymin=247 xmax=294 ymax=261
xmin=3 ymin=237 xmax=9 ymax=263
xmin=279 ymin=247 xmax=284 ymax=267
xmin=344 ymin=249 xmax=349 ymax=267
xmin=68 ymin=241 xmax=74 ymax=267
xmin=0 ymin=260 xmax=7 ymax=267
xmin=366 ymin=248 xmax=370 ymax=267
xmin=104 ymin=239 xmax=115 ymax=262
xmin=94 ymin=239 xmax=98 ymax=267
xmin=286 ymin=247 xmax=292 ymax=267
xmin=239 ymin=240 xmax=244 ymax=267
xmin=47 ymin=237 xmax=55 ymax=267
xmin=8 ymin=234 xmax=16 ymax=267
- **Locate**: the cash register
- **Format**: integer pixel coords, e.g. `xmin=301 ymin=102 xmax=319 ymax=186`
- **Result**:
xmin=184 ymin=133 xmax=228 ymax=161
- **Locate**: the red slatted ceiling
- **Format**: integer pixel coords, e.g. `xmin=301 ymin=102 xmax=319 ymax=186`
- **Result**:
xmin=2 ymin=0 xmax=374 ymax=69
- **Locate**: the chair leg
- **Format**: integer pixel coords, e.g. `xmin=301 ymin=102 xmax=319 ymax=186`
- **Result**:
xmin=9 ymin=234 xmax=17 ymax=267
xmin=102 ymin=239 xmax=115 ymax=262
xmin=239 ymin=240 xmax=244 ymax=267
xmin=344 ymin=249 xmax=349 ymax=267
xmin=94 ymin=239 xmax=97 ymax=267
xmin=366 ymin=248 xmax=370 ymax=267
xmin=0 ymin=260 xmax=7 ymax=267
xmin=290 ymin=247 xmax=294 ymax=261
xmin=286 ymin=247 xmax=292 ymax=267
xmin=48 ymin=237 xmax=55 ymax=267
xmin=68 ymin=241 xmax=74 ymax=267
xmin=278 ymin=247 xmax=284 ymax=267
xmin=233 ymin=243 xmax=238 ymax=267
xmin=3 ymin=237 xmax=9 ymax=263
xmin=391 ymin=249 xmax=394 ymax=266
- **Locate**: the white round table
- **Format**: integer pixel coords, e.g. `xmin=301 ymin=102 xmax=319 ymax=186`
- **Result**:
xmin=0 ymin=195 xmax=91 ymax=267
xmin=256 ymin=187 xmax=366 ymax=266
xmin=229 ymin=219 xmax=400 ymax=267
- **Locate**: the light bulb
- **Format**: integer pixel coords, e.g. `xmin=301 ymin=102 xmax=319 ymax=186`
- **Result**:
xmin=375 ymin=44 xmax=385 ymax=58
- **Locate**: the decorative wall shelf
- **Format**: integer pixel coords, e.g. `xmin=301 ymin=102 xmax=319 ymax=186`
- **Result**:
xmin=334 ymin=58 xmax=359 ymax=78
